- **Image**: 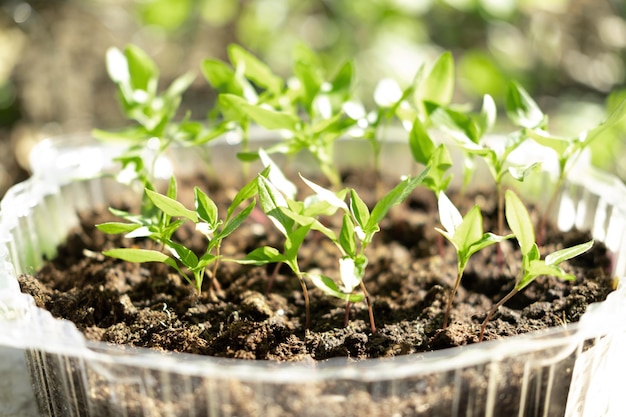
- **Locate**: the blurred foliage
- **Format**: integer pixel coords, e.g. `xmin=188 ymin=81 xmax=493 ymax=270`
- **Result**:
xmin=0 ymin=0 xmax=625 ymax=188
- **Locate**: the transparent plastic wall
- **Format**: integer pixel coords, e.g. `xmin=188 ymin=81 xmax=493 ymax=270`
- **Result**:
xmin=0 ymin=134 xmax=625 ymax=417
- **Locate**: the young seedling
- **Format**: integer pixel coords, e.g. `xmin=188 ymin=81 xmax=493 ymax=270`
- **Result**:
xmin=95 ymin=44 xmax=226 ymax=186
xmin=521 ymin=95 xmax=626 ymax=244
xmin=215 ymin=44 xmax=359 ymax=188
xmin=429 ymin=87 xmax=541 ymax=239
xmin=435 ymin=192 xmax=512 ymax=328
xmin=97 ymin=173 xmax=261 ymax=295
xmin=307 ymin=172 xmax=429 ymax=333
xmin=202 ymin=44 xmax=284 ymax=153
xmin=478 ymin=189 xmax=594 ymax=341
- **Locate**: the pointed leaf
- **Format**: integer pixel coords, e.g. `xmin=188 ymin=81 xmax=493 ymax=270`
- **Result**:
xmin=505 ymin=190 xmax=535 ymax=255
xmin=409 ymin=117 xmax=435 ymax=165
xmin=218 ymin=200 xmax=256 ymax=240
xmin=167 ymin=241 xmax=199 ymax=269
xmin=146 ymin=189 xmax=198 ymax=222
xmin=349 ymin=189 xmax=370 ymax=230
xmin=239 ymin=246 xmax=284 ymax=265
xmin=508 ymin=162 xmax=541 ymax=182
xmin=194 ymin=187 xmax=219 ymax=225
xmin=420 ymin=51 xmax=454 ymax=106
xmin=300 ymin=174 xmax=348 ymax=212
xmin=96 ymin=222 xmax=142 ymax=235
xmin=103 ymin=248 xmax=176 ymax=267
xmin=506 ymin=81 xmax=544 ymax=129
xmin=228 ymin=44 xmax=283 ymax=92
xmin=453 ymin=205 xmax=484 ymax=253
xmin=366 ymin=172 xmax=427 ymax=233
xmin=307 ymin=273 xmax=364 ymax=303
xmin=437 ymin=192 xmax=463 ymax=235
xmin=545 ymin=240 xmax=594 ymax=266
xmin=339 ymin=214 xmax=357 ymax=257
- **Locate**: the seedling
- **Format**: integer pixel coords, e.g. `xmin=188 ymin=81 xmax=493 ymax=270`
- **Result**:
xmin=478 ymin=190 xmax=594 ymax=341
xmin=521 ymin=94 xmax=626 ymax=243
xmin=308 ymin=172 xmax=429 ymax=333
xmin=97 ymin=173 xmax=262 ymax=294
xmin=209 ymin=43 xmax=358 ymax=188
xmin=95 ymin=44 xmax=226 ymax=186
xmin=435 ymin=192 xmax=512 ymax=328
xmin=202 ymin=44 xmax=284 ymax=152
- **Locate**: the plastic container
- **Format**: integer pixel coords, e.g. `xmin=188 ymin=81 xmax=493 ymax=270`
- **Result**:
xmin=1 ymin=132 xmax=626 ymax=417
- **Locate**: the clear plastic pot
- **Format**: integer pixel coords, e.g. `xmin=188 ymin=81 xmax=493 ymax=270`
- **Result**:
xmin=1 ymin=132 xmax=625 ymax=417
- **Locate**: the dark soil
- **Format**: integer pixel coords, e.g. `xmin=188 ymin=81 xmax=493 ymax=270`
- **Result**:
xmin=18 ymin=171 xmax=615 ymax=362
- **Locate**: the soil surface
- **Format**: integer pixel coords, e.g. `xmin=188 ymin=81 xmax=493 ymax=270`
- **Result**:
xmin=19 ymin=172 xmax=615 ymax=362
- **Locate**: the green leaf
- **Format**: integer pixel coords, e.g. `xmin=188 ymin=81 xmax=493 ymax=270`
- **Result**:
xmin=220 ymin=94 xmax=300 ymax=131
xmin=349 ymin=189 xmax=370 ymax=230
xmin=429 ymin=104 xmax=481 ymax=145
xmin=227 ymin=167 xmax=267 ymax=219
xmin=285 ymin=224 xmax=312 ymax=260
xmin=339 ymin=214 xmax=357 ymax=257
xmin=194 ymin=187 xmax=219 ymax=225
xmin=239 ymin=246 xmax=284 ymax=265
xmin=506 ymin=81 xmax=544 ymax=129
xmin=424 ymin=144 xmax=452 ymax=194
xmin=166 ymin=176 xmax=177 ymax=200
xmin=478 ymin=94 xmax=497 ymax=136
xmin=146 ymin=189 xmax=198 ymax=222
xmin=300 ymin=174 xmax=348 ymax=212
xmin=584 ymin=99 xmax=626 ymax=145
xmin=420 ymin=51 xmax=454 ymax=106
xmin=257 ymin=175 xmax=293 ymax=235
xmin=468 ymin=232 xmax=513 ymax=256
xmin=526 ymin=129 xmax=570 ymax=155
xmin=228 ymin=44 xmax=282 ymax=93
xmin=196 ymin=253 xmax=218 ymax=270
xmin=453 ymin=205 xmax=484 ymax=254
xmin=103 ymin=248 xmax=177 ymax=268
xmin=366 ymin=172 xmax=427 ymax=233
xmin=307 ymin=273 xmax=364 ymax=303
xmin=517 ymin=260 xmax=574 ymax=290
xmin=277 ymin=207 xmax=336 ymax=241
xmin=124 ymin=44 xmax=159 ymax=94
xmin=505 ymin=190 xmax=535 ymax=255
xmin=96 ymin=222 xmax=142 ymax=235
xmin=218 ymin=200 xmax=256 ymax=240
xmin=331 ymin=60 xmax=354 ymax=93
xmin=508 ymin=162 xmax=541 ymax=182
xmin=545 ymin=240 xmax=593 ymax=266
xmin=167 ymin=241 xmax=199 ymax=269
xmin=409 ymin=117 xmax=435 ymax=165
xmin=201 ymin=58 xmax=242 ymax=95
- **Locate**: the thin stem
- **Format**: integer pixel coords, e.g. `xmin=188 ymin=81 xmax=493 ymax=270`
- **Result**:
xmin=298 ymin=275 xmax=311 ymax=330
xmin=344 ymin=301 xmax=352 ymax=327
xmin=443 ymin=270 xmax=463 ymax=329
xmin=479 ymin=287 xmax=519 ymax=342
xmin=496 ymin=182 xmax=504 ymax=268
xmin=359 ymin=281 xmax=376 ymax=334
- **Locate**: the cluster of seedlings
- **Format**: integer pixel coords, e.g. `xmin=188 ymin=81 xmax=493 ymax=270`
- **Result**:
xmin=95 ymin=44 xmax=625 ymax=341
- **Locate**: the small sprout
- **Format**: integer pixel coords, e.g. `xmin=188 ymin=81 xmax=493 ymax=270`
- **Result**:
xmin=98 ymin=174 xmax=260 ymax=295
xmin=309 ymin=171 xmax=429 ymax=333
xmin=525 ymin=98 xmax=626 ymax=243
xmin=479 ymin=190 xmax=594 ymax=341
xmin=436 ymin=192 xmax=512 ymax=328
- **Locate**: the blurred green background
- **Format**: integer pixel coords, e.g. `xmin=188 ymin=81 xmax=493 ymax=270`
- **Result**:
xmin=1 ymin=0 xmax=625 ymax=197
